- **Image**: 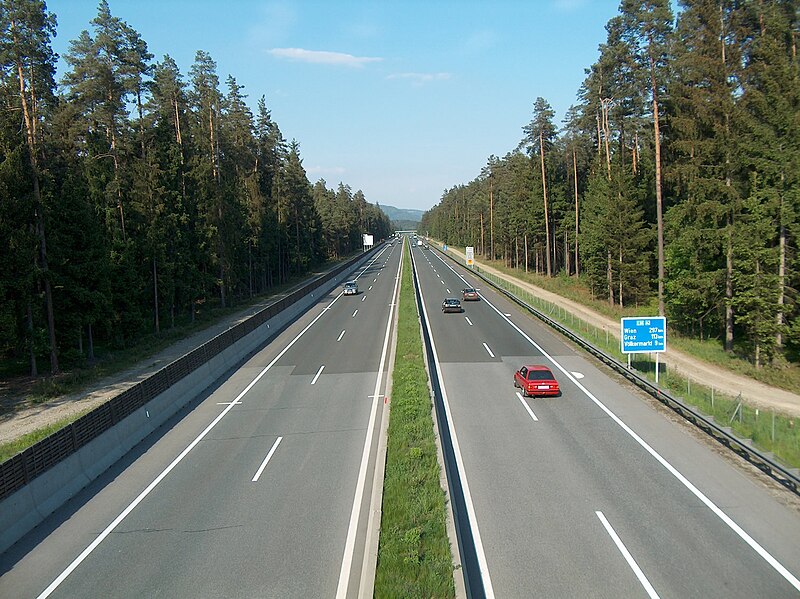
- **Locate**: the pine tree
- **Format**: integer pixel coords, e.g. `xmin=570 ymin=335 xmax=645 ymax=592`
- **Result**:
xmin=1 ymin=0 xmax=60 ymax=373
xmin=619 ymin=0 xmax=674 ymax=316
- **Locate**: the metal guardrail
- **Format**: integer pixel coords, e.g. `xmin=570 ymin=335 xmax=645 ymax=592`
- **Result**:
xmin=435 ymin=246 xmax=800 ymax=497
xmin=0 ymin=249 xmax=378 ymax=502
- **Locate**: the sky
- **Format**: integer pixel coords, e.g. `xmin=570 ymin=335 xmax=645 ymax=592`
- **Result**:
xmin=45 ymin=0 xmax=623 ymax=212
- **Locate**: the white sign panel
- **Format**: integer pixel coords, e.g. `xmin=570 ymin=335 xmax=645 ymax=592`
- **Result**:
xmin=465 ymin=246 xmax=474 ymax=266
xmin=363 ymin=234 xmax=374 ymax=248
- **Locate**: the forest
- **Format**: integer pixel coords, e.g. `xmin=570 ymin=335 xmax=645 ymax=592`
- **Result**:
xmin=421 ymin=0 xmax=799 ymax=367
xmin=0 ymin=0 xmax=392 ymax=377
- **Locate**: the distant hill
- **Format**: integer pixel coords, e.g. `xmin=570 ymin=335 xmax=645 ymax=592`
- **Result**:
xmin=376 ymin=204 xmax=425 ymax=226
xmin=392 ymin=219 xmax=420 ymax=231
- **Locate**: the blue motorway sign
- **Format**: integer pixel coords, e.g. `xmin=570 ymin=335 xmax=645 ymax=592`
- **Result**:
xmin=620 ymin=316 xmax=666 ymax=354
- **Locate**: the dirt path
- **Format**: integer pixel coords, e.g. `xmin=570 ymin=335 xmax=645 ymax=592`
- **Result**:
xmin=443 ymin=246 xmax=800 ymax=418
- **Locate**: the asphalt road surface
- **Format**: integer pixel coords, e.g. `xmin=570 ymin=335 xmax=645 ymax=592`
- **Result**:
xmin=4 ymin=238 xmax=800 ymax=599
xmin=411 ymin=242 xmax=800 ymax=598
xmin=0 ymin=243 xmax=402 ymax=599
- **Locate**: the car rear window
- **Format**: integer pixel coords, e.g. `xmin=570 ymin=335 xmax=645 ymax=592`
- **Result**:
xmin=528 ymin=370 xmax=553 ymax=381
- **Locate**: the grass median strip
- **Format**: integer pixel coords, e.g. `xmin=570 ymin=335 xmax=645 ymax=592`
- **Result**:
xmin=375 ymin=241 xmax=455 ymax=597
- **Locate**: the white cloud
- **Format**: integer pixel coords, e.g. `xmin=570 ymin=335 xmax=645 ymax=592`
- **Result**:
xmin=387 ymin=72 xmax=452 ymax=86
xmin=268 ymin=48 xmax=382 ymax=67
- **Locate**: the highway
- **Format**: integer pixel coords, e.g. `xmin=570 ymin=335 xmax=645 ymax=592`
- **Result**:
xmin=410 ymin=242 xmax=800 ymax=598
xmin=0 ymin=243 xmax=402 ymax=599
xmin=3 ymin=237 xmax=800 ymax=598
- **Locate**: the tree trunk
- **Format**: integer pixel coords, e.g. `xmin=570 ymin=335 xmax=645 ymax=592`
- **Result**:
xmin=489 ymin=175 xmax=494 ymax=260
xmin=777 ymin=185 xmax=785 ymax=348
xmin=27 ymin=301 xmax=37 ymax=377
xmin=725 ymin=216 xmax=734 ymax=352
xmin=619 ymin=246 xmax=624 ymax=309
xmin=153 ymin=255 xmax=160 ymax=334
xmin=524 ymin=234 xmax=529 ymax=273
xmin=573 ymin=148 xmax=579 ymax=277
xmin=87 ymin=322 xmax=95 ymax=363
xmin=480 ymin=211 xmax=485 ymax=255
xmin=648 ymin=46 xmax=665 ymax=317
xmin=540 ymin=128 xmax=552 ymax=277
xmin=607 ymin=250 xmax=614 ymax=306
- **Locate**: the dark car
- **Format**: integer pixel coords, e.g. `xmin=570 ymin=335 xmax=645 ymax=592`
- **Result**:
xmin=442 ymin=298 xmax=463 ymax=313
xmin=513 ymin=365 xmax=560 ymax=397
xmin=462 ymin=287 xmax=479 ymax=301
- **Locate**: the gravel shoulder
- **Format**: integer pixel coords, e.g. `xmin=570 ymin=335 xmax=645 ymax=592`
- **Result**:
xmin=443 ymin=246 xmax=800 ymax=418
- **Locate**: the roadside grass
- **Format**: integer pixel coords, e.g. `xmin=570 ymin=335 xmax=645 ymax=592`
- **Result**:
xmin=375 ymin=241 xmax=455 ymax=598
xmin=0 ymin=408 xmax=94 ymax=463
xmin=443 ymin=248 xmax=800 ymax=470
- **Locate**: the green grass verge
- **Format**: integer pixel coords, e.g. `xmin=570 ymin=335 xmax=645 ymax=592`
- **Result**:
xmin=0 ymin=408 xmax=95 ymax=463
xmin=375 ymin=241 xmax=455 ymax=598
xmin=445 ymin=250 xmax=800 ymax=470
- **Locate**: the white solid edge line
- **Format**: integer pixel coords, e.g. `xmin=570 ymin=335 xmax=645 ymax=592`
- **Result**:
xmin=482 ymin=342 xmax=495 ymax=358
xmin=252 ymin=437 xmax=283 ymax=482
xmin=413 ymin=252 xmax=496 ymax=598
xmin=515 ymin=392 xmax=539 ymax=422
xmin=335 ymin=244 xmax=403 ymax=598
xmin=311 ymin=365 xmax=325 ymax=385
xmin=431 ymin=248 xmax=800 ymax=592
xmin=36 ymin=282 xmax=349 ymax=599
xmin=596 ymin=511 xmax=660 ymax=599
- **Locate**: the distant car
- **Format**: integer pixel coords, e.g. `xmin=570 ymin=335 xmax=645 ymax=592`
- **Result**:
xmin=513 ymin=365 xmax=560 ymax=397
xmin=343 ymin=281 xmax=359 ymax=295
xmin=462 ymin=287 xmax=479 ymax=301
xmin=442 ymin=298 xmax=462 ymax=313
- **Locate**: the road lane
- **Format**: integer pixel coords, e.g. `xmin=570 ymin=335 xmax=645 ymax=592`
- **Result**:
xmin=1 ymin=243 xmax=402 ymax=599
xmin=413 ymin=244 xmax=800 ymax=597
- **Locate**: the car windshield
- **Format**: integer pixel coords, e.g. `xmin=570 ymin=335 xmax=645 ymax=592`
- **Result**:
xmin=445 ymin=299 xmax=459 ymax=305
xmin=528 ymin=370 xmax=554 ymax=381
xmin=464 ymin=288 xmax=476 ymax=293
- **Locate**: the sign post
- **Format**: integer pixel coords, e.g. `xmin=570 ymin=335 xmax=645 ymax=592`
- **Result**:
xmin=465 ymin=246 xmax=474 ymax=268
xmin=620 ymin=316 xmax=667 ymax=384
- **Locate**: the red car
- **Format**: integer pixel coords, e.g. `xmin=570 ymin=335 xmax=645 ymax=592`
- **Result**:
xmin=462 ymin=287 xmax=479 ymax=301
xmin=513 ymin=365 xmax=560 ymax=397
